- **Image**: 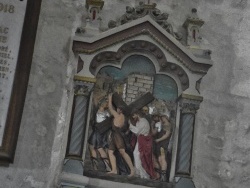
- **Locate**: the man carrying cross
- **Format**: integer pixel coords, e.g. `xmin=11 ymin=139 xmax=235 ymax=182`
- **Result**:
xmin=129 ymin=110 xmax=156 ymax=179
xmin=107 ymin=93 xmax=135 ymax=177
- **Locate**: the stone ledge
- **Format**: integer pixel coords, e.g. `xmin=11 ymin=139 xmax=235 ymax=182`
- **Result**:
xmin=84 ymin=170 xmax=173 ymax=188
xmin=60 ymin=172 xmax=89 ymax=187
xmin=60 ymin=171 xmax=174 ymax=188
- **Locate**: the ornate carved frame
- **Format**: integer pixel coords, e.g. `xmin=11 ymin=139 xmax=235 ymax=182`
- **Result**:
xmin=63 ymin=3 xmax=213 ymax=187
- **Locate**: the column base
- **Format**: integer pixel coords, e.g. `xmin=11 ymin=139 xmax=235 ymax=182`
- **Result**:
xmin=175 ymin=177 xmax=196 ymax=188
xmin=63 ymin=159 xmax=84 ymax=175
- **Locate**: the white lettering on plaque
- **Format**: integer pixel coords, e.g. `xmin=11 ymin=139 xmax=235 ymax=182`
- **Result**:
xmin=0 ymin=0 xmax=28 ymax=146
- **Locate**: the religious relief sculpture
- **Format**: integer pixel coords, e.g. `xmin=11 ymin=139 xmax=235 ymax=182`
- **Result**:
xmin=84 ymin=67 xmax=176 ymax=183
xmin=66 ymin=0 xmax=213 ymax=187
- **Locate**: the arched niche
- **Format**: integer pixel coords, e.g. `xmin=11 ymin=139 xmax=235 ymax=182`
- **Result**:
xmin=80 ymin=52 xmax=180 ymax=184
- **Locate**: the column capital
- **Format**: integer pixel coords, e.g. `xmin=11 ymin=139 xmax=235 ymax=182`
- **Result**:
xmin=74 ymin=76 xmax=96 ymax=96
xmin=178 ymin=94 xmax=203 ymax=114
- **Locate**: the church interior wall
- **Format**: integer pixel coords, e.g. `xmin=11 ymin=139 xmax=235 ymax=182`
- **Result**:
xmin=0 ymin=0 xmax=249 ymax=188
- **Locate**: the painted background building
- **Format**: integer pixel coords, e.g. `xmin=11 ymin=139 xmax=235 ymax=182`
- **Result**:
xmin=0 ymin=0 xmax=250 ymax=188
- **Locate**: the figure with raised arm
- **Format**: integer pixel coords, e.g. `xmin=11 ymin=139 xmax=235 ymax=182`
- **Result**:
xmin=107 ymin=93 xmax=135 ymax=177
xmin=88 ymin=98 xmax=111 ymax=172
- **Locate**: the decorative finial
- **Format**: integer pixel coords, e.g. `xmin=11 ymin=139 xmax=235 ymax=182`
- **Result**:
xmin=183 ymin=8 xmax=205 ymax=47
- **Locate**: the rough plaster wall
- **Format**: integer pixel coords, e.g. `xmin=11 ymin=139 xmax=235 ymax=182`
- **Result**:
xmin=0 ymin=0 xmax=82 ymax=187
xmin=193 ymin=1 xmax=250 ymax=188
xmin=0 ymin=0 xmax=249 ymax=188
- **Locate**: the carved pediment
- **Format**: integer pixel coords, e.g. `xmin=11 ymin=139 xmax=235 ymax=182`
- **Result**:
xmin=73 ymin=16 xmax=212 ymax=75
xmin=107 ymin=1 xmax=182 ymax=41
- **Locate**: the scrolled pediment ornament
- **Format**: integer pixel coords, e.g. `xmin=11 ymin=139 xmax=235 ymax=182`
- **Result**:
xmin=108 ymin=1 xmax=182 ymax=41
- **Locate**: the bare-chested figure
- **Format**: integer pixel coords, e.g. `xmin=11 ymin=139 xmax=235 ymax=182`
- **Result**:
xmin=151 ymin=114 xmax=172 ymax=181
xmin=107 ymin=93 xmax=135 ymax=177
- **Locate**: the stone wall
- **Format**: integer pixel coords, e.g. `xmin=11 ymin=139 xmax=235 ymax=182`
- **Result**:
xmin=126 ymin=73 xmax=154 ymax=104
xmin=193 ymin=1 xmax=250 ymax=187
xmin=0 ymin=0 xmax=249 ymax=188
xmin=0 ymin=0 xmax=82 ymax=187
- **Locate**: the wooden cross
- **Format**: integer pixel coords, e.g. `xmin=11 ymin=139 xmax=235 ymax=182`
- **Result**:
xmin=96 ymin=92 xmax=155 ymax=134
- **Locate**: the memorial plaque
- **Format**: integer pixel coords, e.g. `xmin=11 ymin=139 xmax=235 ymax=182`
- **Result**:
xmin=0 ymin=0 xmax=42 ymax=165
xmin=0 ymin=0 xmax=27 ymax=146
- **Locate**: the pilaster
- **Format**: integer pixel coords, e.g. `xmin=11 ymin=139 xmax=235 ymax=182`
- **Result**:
xmin=63 ymin=77 xmax=95 ymax=175
xmin=175 ymin=94 xmax=202 ymax=176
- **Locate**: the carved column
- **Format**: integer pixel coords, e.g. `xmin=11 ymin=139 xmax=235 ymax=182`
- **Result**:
xmin=176 ymin=94 xmax=202 ymax=176
xmin=63 ymin=77 xmax=95 ymax=175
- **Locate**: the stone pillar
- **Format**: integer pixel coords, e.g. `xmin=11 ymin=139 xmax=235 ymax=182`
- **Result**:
xmin=63 ymin=77 xmax=95 ymax=175
xmin=176 ymin=94 xmax=202 ymax=176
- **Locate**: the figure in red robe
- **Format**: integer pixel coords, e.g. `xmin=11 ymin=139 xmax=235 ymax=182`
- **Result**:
xmin=129 ymin=110 xmax=156 ymax=179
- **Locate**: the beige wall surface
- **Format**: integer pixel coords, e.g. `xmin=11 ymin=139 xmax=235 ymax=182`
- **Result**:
xmin=0 ymin=0 xmax=249 ymax=188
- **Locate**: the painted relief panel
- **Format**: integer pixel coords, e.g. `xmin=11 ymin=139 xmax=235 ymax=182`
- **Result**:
xmin=83 ymin=55 xmax=178 ymax=185
xmin=68 ymin=2 xmax=213 ymax=187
